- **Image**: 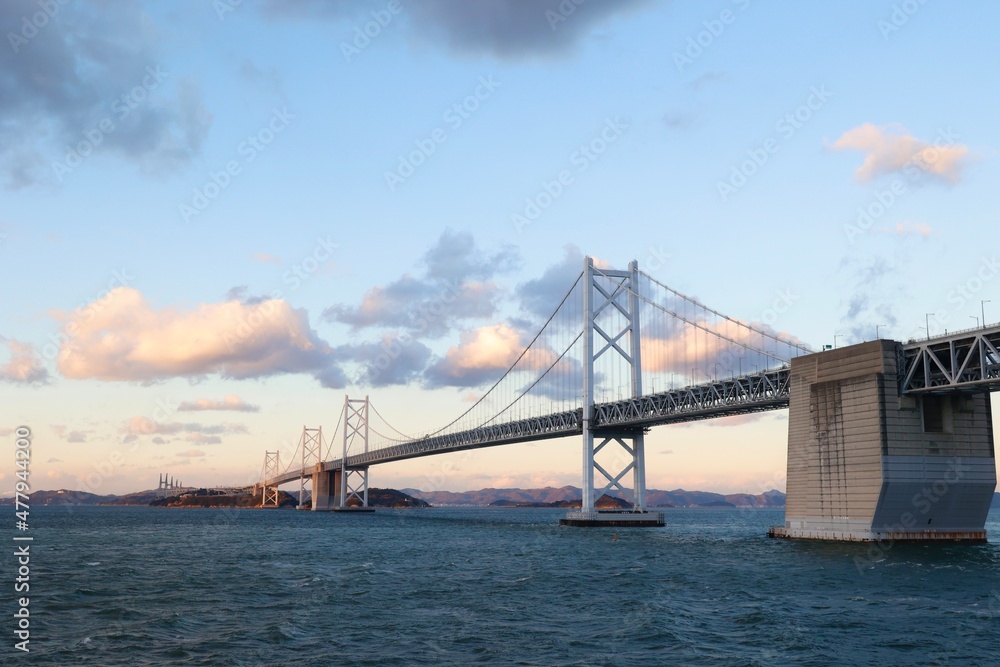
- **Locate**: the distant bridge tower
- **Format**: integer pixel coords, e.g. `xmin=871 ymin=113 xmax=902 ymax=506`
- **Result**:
xmin=261 ymin=451 xmax=281 ymax=508
xmin=299 ymin=426 xmax=322 ymax=510
xmin=340 ymin=396 xmax=370 ymax=509
xmin=157 ymin=473 xmax=179 ymax=498
xmin=563 ymin=257 xmax=663 ymax=526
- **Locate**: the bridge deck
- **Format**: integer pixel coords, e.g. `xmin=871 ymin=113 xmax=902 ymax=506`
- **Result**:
xmin=266 ymin=322 xmax=1000 ymax=488
xmin=266 ymin=369 xmax=792 ymax=486
xmin=900 ymin=324 xmax=1000 ymax=394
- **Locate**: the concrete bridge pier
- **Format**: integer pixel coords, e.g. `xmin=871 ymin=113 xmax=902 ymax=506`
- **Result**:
xmin=310 ymin=469 xmax=342 ymax=511
xmin=770 ymin=340 xmax=996 ymax=542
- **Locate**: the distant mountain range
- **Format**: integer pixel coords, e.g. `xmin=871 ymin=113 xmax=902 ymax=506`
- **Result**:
xmin=11 ymin=488 xmax=1000 ymax=510
xmin=402 ymin=486 xmax=788 ymax=508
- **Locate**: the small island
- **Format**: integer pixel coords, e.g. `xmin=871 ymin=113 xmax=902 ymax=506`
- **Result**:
xmin=150 ymin=487 xmax=429 ymax=509
xmin=488 ymin=494 xmax=638 ymax=509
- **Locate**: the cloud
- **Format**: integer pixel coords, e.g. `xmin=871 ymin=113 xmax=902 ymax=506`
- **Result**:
xmin=252 ymin=252 xmax=282 ymax=266
xmin=515 ymin=245 xmax=610 ymax=319
xmin=0 ymin=1 xmax=212 ymax=188
xmin=880 ymin=222 xmax=932 ymax=238
xmin=338 ymin=336 xmax=433 ymax=387
xmin=184 ymin=435 xmax=221 ymax=445
xmin=52 ymin=425 xmax=88 ymax=442
xmin=328 ymin=240 xmax=611 ymax=389
xmin=662 ymin=110 xmax=696 ymax=130
xmin=686 ymin=71 xmax=728 ymax=91
xmin=224 ymin=285 xmax=271 ymax=305
xmin=324 ymin=230 xmax=518 ymax=338
xmin=240 ymin=59 xmax=285 ymax=99
xmin=126 ymin=417 xmax=182 ymax=436
xmin=48 ymin=457 xmax=63 ymax=463
xmin=641 ymin=319 xmax=808 ymax=379
xmin=55 ymin=287 xmax=346 ymax=387
xmin=0 ymin=338 xmax=49 ymax=385
xmin=175 ymin=449 xmax=206 ymax=458
xmin=177 ymin=395 xmax=261 ymax=413
xmin=830 ymin=123 xmax=969 ymax=183
xmin=262 ymin=0 xmax=652 ymax=58
xmin=425 ymin=323 xmax=556 ymax=388
xmin=704 ymin=413 xmax=768 ymax=428
xmin=123 ymin=417 xmax=247 ymax=445
xmin=838 ymin=256 xmax=902 ymax=344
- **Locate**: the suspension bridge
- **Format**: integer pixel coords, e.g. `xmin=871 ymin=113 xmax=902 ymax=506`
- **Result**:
xmin=254 ymin=257 xmax=1000 ymax=539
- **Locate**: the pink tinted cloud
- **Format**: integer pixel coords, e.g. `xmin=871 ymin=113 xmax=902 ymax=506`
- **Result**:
xmin=0 ymin=338 xmax=49 ymax=385
xmin=55 ymin=287 xmax=344 ymax=386
xmin=177 ymin=395 xmax=260 ymax=412
xmin=426 ymin=324 xmax=557 ymax=386
xmin=831 ymin=123 xmax=969 ymax=183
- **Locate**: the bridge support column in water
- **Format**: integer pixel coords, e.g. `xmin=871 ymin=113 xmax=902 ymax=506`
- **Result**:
xmin=311 ymin=469 xmax=342 ymax=511
xmin=562 ymin=257 xmax=664 ymax=527
xmin=770 ymin=340 xmax=995 ymax=541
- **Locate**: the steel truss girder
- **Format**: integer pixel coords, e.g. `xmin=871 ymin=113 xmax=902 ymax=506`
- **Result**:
xmin=339 ymin=410 xmax=582 ymax=468
xmin=593 ymin=368 xmax=791 ymax=429
xmin=900 ymin=326 xmax=1000 ymax=394
xmin=264 ymin=369 xmax=793 ymax=487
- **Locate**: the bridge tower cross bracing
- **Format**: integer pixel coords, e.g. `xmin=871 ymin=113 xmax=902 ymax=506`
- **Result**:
xmin=261 ymin=451 xmax=281 ymax=508
xmin=299 ymin=426 xmax=322 ymax=510
xmin=567 ymin=257 xmax=662 ymax=527
xmin=340 ymin=396 xmax=370 ymax=508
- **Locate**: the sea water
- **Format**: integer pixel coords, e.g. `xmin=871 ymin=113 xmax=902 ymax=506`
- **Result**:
xmin=10 ymin=506 xmax=1000 ymax=665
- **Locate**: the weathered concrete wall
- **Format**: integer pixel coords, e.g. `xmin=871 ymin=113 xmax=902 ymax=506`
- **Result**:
xmin=311 ymin=469 xmax=342 ymax=511
xmin=778 ymin=340 xmax=996 ymax=541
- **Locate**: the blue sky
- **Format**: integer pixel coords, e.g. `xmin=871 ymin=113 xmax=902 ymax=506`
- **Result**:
xmin=1 ymin=0 xmax=997 ymax=496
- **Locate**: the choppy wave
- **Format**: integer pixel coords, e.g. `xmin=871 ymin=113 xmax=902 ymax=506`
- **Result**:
xmin=10 ymin=506 xmax=1000 ymax=665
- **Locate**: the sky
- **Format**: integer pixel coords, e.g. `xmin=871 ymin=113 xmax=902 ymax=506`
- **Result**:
xmin=1 ymin=0 xmax=998 ymax=497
